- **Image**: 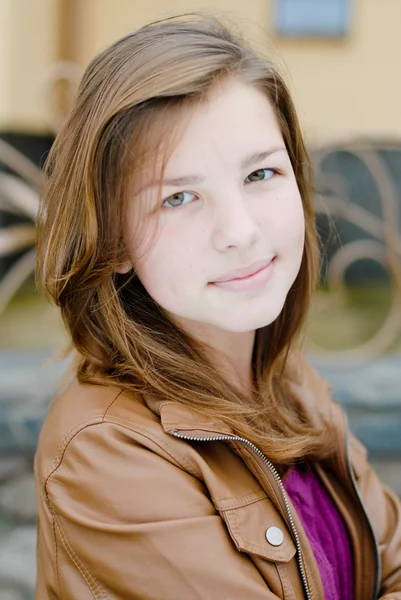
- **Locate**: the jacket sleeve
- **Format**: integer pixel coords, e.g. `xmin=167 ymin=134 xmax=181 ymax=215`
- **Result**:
xmin=37 ymin=421 xmax=280 ymax=600
xmin=350 ymin=434 xmax=401 ymax=598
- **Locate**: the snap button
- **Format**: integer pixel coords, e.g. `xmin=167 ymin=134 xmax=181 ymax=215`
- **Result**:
xmin=265 ymin=526 xmax=284 ymax=546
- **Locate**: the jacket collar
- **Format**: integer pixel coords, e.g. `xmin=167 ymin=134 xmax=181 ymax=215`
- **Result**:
xmin=159 ymin=401 xmax=234 ymax=437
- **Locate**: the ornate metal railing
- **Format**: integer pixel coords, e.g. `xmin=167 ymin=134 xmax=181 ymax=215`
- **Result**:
xmin=0 ymin=60 xmax=82 ymax=316
xmin=309 ymin=141 xmax=401 ymax=367
xmin=1 ymin=104 xmax=401 ymax=369
xmin=0 ymin=139 xmax=39 ymax=315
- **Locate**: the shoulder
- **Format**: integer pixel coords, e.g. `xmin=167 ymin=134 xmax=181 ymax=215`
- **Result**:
xmin=35 ymin=378 xmax=203 ymax=498
xmin=36 ymin=377 xmax=157 ymax=466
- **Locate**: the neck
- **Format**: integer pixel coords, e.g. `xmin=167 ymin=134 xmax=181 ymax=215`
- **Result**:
xmin=172 ymin=316 xmax=256 ymax=395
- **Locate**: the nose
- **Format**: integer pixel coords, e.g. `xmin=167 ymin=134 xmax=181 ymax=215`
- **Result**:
xmin=210 ymin=188 xmax=261 ymax=252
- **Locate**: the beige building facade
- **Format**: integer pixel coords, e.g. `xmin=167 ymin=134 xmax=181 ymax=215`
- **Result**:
xmin=1 ymin=0 xmax=401 ymax=142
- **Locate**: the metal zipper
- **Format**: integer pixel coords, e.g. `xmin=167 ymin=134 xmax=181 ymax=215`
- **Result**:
xmin=173 ymin=431 xmax=312 ymax=600
xmin=343 ymin=413 xmax=381 ymax=600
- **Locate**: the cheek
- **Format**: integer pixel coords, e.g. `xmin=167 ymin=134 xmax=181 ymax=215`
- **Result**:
xmin=268 ymin=187 xmax=305 ymax=247
xmin=134 ymin=221 xmax=203 ymax=297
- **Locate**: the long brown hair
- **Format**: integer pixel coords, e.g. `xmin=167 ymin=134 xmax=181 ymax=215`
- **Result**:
xmin=36 ymin=14 xmax=334 ymax=466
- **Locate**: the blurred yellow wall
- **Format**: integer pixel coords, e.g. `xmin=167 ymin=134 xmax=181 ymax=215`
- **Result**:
xmin=1 ymin=0 xmax=401 ymax=142
xmin=0 ymin=0 xmax=61 ymax=133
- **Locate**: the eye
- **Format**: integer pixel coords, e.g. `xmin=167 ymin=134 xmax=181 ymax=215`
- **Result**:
xmin=162 ymin=191 xmax=197 ymax=209
xmin=244 ymin=168 xmax=276 ymax=183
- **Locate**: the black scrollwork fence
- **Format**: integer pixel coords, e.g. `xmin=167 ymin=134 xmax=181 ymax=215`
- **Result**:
xmin=309 ymin=140 xmax=401 ymax=367
xmin=1 ymin=138 xmax=401 ymax=361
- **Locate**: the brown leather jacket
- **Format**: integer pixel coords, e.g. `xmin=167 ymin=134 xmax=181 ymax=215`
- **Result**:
xmin=35 ymin=356 xmax=401 ymax=599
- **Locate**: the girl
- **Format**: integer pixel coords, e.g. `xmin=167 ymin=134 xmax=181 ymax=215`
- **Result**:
xmin=34 ymin=14 xmax=401 ymax=600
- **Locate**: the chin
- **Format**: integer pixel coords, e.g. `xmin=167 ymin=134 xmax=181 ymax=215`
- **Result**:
xmin=216 ymin=303 xmax=286 ymax=333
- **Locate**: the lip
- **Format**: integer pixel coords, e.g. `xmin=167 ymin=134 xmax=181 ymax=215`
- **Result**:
xmin=210 ymin=257 xmax=276 ymax=293
xmin=212 ymin=258 xmax=275 ymax=283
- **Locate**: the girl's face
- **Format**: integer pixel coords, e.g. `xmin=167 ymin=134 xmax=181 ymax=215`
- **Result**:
xmin=122 ymin=80 xmax=305 ymax=335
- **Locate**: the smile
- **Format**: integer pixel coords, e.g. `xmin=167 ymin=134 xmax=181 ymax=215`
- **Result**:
xmin=210 ymin=258 xmax=276 ymax=293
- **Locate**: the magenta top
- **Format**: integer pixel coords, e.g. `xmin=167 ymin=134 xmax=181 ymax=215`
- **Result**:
xmin=283 ymin=466 xmax=354 ymax=600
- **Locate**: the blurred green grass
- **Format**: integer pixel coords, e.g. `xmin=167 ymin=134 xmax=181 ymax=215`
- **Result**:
xmin=0 ymin=280 xmax=67 ymax=350
xmin=1 ymin=281 xmax=400 ymax=353
xmin=306 ymin=284 xmax=401 ymax=353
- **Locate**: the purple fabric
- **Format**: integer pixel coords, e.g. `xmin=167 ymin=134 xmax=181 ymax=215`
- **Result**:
xmin=283 ymin=466 xmax=354 ymax=600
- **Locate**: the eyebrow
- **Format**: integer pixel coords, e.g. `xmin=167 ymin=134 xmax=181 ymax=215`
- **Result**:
xmin=240 ymin=147 xmax=287 ymax=169
xmin=138 ymin=146 xmax=287 ymax=193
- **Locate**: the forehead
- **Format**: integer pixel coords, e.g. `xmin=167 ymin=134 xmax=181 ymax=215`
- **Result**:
xmin=130 ymin=80 xmax=285 ymax=199
xmin=164 ymin=80 xmax=284 ymax=176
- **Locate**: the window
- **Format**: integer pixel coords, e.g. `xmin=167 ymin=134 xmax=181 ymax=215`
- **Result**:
xmin=275 ymin=0 xmax=351 ymax=38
